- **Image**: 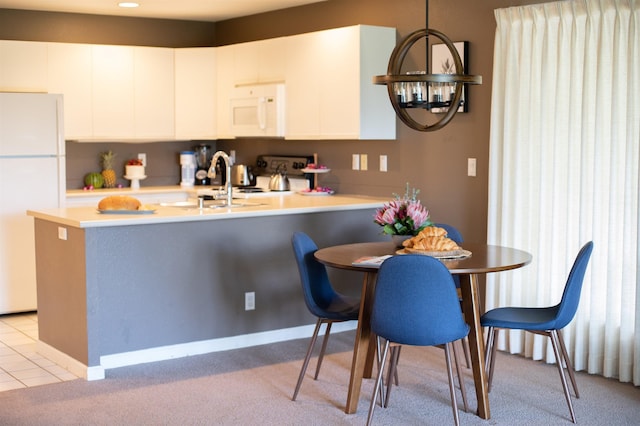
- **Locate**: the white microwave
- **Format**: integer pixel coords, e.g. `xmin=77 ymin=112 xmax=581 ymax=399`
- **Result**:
xmin=230 ymin=83 xmax=286 ymax=137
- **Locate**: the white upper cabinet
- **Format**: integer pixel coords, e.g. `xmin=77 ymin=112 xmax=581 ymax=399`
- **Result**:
xmin=215 ymin=45 xmax=235 ymax=139
xmin=48 ymin=44 xmax=176 ymax=141
xmin=47 ymin=43 xmax=93 ymax=139
xmin=175 ymin=47 xmax=217 ymax=140
xmin=216 ymin=37 xmax=288 ymax=139
xmin=92 ymin=45 xmax=175 ymax=140
xmin=133 ymin=47 xmax=175 ymax=139
xmin=91 ymin=45 xmax=135 ymax=139
xmin=285 ymin=25 xmax=396 ymax=140
xmin=0 ymin=41 xmax=48 ymax=92
xmin=285 ymin=31 xmax=321 ymax=139
xmin=4 ymin=24 xmax=395 ymax=141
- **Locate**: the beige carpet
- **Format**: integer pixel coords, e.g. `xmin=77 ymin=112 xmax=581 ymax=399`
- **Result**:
xmin=0 ymin=330 xmax=638 ymax=425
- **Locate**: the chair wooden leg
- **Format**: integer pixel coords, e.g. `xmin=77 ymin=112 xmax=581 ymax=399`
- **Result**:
xmin=367 ymin=339 xmax=391 ymax=426
xmin=444 ymin=343 xmax=461 ymax=426
xmin=461 ymin=337 xmax=472 ymax=369
xmin=556 ymin=329 xmax=580 ymax=398
xmin=314 ymin=321 xmax=332 ymax=379
xmin=393 ymin=346 xmax=401 ymax=385
xmin=293 ymin=319 xmax=323 ymax=401
xmin=550 ymin=330 xmax=577 ymax=423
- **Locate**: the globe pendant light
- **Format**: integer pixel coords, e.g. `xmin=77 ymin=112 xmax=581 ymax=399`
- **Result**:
xmin=373 ymin=0 xmax=482 ymax=132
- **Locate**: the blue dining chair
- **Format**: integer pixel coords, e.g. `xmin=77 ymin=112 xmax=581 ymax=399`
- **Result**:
xmin=481 ymin=241 xmax=594 ymax=424
xmin=290 ymin=231 xmax=361 ymax=401
xmin=384 ymin=223 xmax=470 ymax=405
xmin=367 ymin=254 xmax=470 ymax=426
xmin=434 ymin=223 xmax=471 ymax=365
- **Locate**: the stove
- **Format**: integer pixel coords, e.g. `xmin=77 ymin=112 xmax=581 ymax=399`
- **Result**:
xmin=254 ymin=154 xmax=314 ymax=190
xmin=255 ymin=155 xmax=313 ymax=177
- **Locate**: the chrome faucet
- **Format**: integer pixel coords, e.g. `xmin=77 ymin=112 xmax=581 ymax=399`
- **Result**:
xmin=208 ymin=151 xmax=233 ymax=206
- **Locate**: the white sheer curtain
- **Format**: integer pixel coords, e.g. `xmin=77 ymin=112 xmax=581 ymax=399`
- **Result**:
xmin=487 ymin=0 xmax=639 ymax=385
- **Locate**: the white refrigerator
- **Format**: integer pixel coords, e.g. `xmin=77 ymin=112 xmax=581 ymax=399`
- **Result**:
xmin=0 ymin=92 xmax=65 ymax=314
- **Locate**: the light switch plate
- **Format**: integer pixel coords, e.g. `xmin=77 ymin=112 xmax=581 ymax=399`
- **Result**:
xmin=360 ymin=154 xmax=368 ymax=171
xmin=352 ymin=154 xmax=360 ymax=170
xmin=380 ymin=155 xmax=388 ymax=172
xmin=468 ymin=158 xmax=477 ymax=177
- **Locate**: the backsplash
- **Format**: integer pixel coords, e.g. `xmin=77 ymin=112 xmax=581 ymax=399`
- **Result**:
xmin=65 ymin=140 xmax=213 ymax=190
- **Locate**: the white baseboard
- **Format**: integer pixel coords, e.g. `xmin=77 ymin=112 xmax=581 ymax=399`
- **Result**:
xmin=39 ymin=322 xmax=357 ymax=381
xmin=36 ymin=340 xmax=105 ymax=381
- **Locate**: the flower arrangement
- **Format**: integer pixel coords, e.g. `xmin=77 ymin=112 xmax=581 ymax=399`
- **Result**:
xmin=374 ymin=184 xmax=432 ymax=236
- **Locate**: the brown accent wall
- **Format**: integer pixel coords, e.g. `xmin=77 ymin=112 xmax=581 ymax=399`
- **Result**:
xmin=1 ymin=0 xmax=551 ymax=243
xmin=0 ymin=8 xmax=216 ymax=47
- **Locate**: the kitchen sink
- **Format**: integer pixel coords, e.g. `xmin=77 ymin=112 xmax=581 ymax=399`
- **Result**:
xmin=159 ymin=200 xmax=263 ymax=209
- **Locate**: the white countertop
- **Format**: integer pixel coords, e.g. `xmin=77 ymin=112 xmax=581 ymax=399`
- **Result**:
xmin=66 ymin=185 xmax=188 ymax=199
xmin=30 ymin=193 xmax=386 ymax=228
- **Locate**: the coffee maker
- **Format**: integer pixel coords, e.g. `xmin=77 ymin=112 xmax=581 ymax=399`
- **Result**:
xmin=194 ymin=144 xmax=213 ymax=185
xmin=193 ymin=143 xmax=225 ymax=186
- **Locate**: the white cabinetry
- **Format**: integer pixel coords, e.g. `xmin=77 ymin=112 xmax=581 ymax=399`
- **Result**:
xmin=285 ymin=25 xmax=396 ymax=140
xmin=47 ymin=43 xmax=93 ymax=139
xmin=92 ymin=45 xmax=135 ymax=139
xmin=216 ymin=38 xmax=287 ymax=139
xmin=0 ymin=40 xmax=48 ymax=92
xmin=91 ymin=45 xmax=175 ymax=140
xmin=215 ymin=45 xmax=235 ymax=139
xmin=49 ymin=44 xmax=176 ymax=140
xmin=175 ymin=47 xmax=217 ymax=140
xmin=134 ymin=47 xmax=175 ymax=139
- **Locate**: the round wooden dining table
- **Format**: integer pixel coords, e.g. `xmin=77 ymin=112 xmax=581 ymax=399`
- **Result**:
xmin=314 ymin=241 xmax=532 ymax=419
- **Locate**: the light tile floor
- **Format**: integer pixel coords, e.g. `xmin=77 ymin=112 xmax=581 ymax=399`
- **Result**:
xmin=0 ymin=312 xmax=78 ymax=392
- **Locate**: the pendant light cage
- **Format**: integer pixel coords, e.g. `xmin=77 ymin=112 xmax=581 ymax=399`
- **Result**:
xmin=373 ymin=13 xmax=482 ymax=132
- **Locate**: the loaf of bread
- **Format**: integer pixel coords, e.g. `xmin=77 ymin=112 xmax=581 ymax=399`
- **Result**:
xmin=98 ymin=195 xmax=141 ymax=211
xmin=402 ymin=226 xmax=461 ymax=252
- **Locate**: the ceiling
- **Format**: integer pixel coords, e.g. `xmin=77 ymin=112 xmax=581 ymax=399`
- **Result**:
xmin=0 ymin=0 xmax=328 ymax=22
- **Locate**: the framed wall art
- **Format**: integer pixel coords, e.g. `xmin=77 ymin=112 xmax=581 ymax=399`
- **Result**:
xmin=431 ymin=41 xmax=469 ymax=113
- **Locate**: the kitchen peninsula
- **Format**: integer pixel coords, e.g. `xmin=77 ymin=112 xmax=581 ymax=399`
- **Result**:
xmin=28 ymin=194 xmax=387 ymax=380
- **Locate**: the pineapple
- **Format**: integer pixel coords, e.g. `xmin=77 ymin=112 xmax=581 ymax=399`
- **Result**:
xmin=100 ymin=150 xmax=117 ymax=188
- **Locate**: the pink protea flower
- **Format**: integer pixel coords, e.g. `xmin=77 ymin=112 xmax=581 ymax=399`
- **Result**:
xmin=406 ymin=200 xmax=430 ymax=229
xmin=373 ymin=184 xmax=433 ymax=236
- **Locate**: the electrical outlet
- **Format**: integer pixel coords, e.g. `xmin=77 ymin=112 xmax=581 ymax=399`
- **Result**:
xmin=57 ymin=226 xmax=67 ymax=241
xmin=245 ymin=292 xmax=255 ymax=311
xmin=380 ymin=155 xmax=388 ymax=172
xmin=468 ymin=158 xmax=477 ymax=177
xmin=352 ymin=154 xmax=360 ymax=170
xmin=360 ymin=154 xmax=368 ymax=171
xmin=138 ymin=153 xmax=147 ymax=167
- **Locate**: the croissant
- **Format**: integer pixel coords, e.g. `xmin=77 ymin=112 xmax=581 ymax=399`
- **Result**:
xmin=403 ymin=234 xmax=461 ymax=252
xmin=418 ymin=226 xmax=448 ymax=238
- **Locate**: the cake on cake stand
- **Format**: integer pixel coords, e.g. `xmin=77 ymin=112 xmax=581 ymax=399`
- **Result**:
xmin=125 ymin=165 xmax=146 ymax=190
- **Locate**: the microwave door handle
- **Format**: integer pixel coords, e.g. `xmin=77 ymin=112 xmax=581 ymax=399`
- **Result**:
xmin=257 ymin=97 xmax=267 ymax=130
